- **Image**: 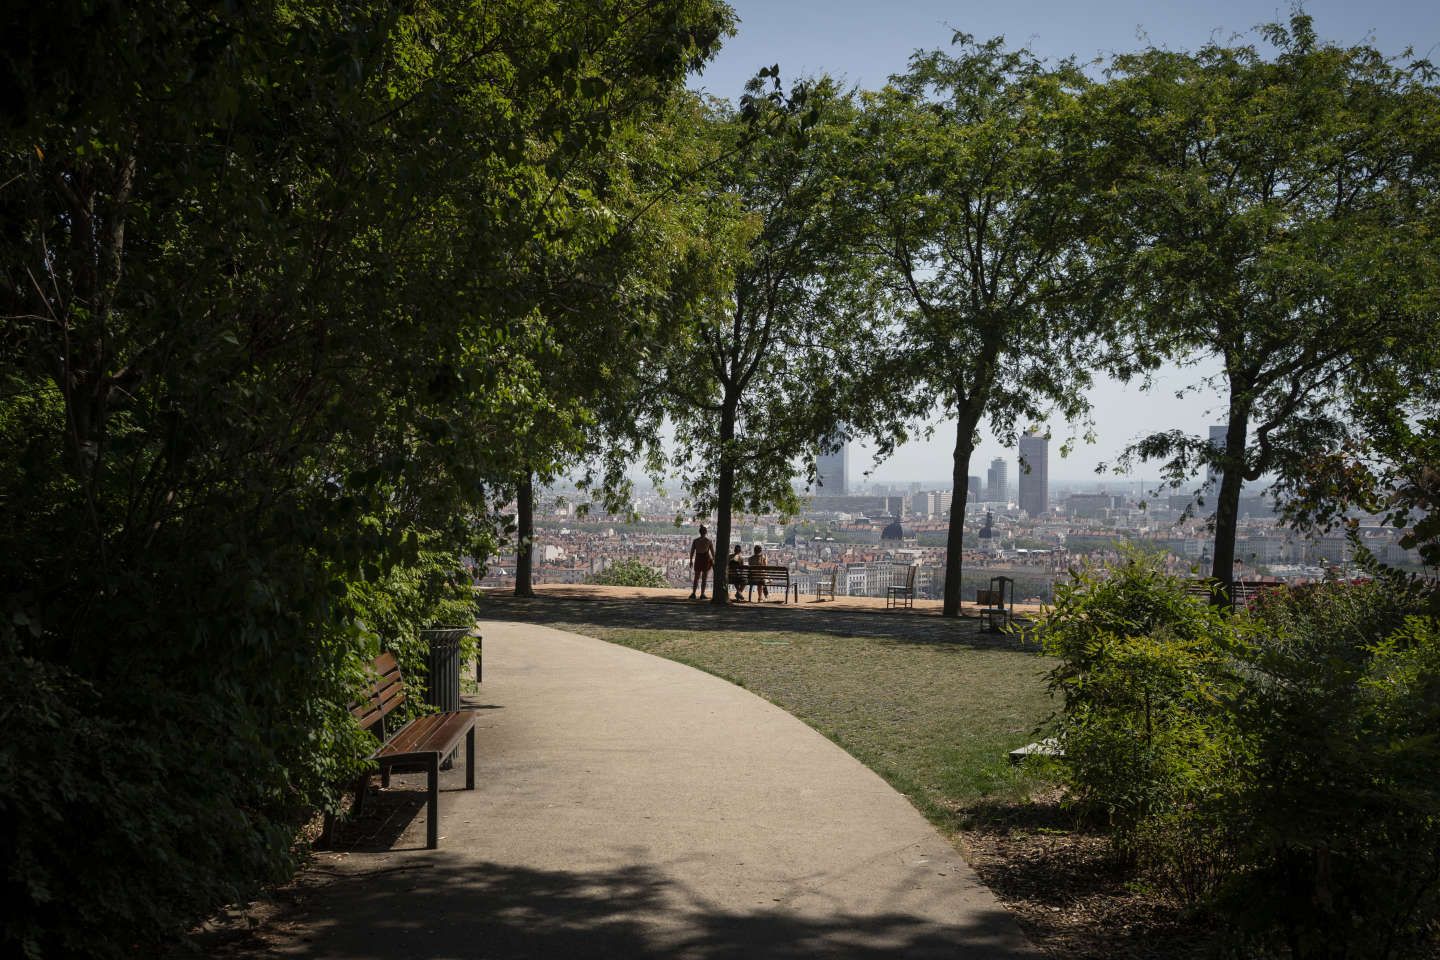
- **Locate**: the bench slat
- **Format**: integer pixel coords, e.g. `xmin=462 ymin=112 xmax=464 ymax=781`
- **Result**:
xmin=376 ymin=710 xmax=475 ymax=760
xmin=737 ymin=564 xmax=798 ymax=602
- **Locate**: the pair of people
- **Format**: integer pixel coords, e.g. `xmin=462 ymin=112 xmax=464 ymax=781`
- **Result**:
xmin=688 ymin=526 xmax=768 ymax=601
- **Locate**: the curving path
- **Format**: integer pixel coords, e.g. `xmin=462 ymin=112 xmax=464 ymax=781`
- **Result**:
xmin=261 ymin=622 xmax=1038 ymax=958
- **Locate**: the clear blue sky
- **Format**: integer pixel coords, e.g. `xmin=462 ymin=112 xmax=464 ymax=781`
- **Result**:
xmin=683 ymin=1 xmax=1440 ymax=487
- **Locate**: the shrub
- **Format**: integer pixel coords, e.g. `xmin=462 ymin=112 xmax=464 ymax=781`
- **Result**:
xmin=347 ymin=544 xmax=479 ymax=694
xmin=1036 ymin=557 xmax=1440 ymax=956
xmin=1220 ymin=583 xmax=1440 ymax=959
xmin=587 ymin=559 xmax=668 ymax=589
xmin=1032 ymin=549 xmax=1247 ymax=866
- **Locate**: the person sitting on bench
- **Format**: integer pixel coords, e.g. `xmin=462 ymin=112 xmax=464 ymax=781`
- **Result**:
xmin=727 ymin=545 xmax=747 ymax=601
xmin=748 ymin=544 xmax=769 ymax=601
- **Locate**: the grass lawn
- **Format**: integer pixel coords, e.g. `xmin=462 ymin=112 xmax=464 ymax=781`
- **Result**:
xmin=546 ymin=622 xmax=1054 ymax=834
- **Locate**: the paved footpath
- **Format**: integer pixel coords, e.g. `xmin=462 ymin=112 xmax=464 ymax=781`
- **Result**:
xmin=264 ymin=622 xmax=1038 ymax=959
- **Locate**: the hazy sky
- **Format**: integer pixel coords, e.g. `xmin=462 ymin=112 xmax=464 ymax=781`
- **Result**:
xmin=681 ymin=1 xmax=1440 ymax=485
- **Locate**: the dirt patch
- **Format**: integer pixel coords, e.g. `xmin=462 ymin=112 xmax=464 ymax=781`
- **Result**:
xmin=956 ymin=791 xmax=1220 ymax=959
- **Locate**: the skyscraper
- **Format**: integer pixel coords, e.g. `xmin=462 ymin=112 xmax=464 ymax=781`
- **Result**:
xmin=1018 ymin=430 xmax=1049 ymax=518
xmin=816 ymin=443 xmax=847 ymax=495
xmin=968 ymin=475 xmax=982 ymax=501
xmin=1206 ymin=424 xmax=1228 ymax=486
xmin=986 ymin=458 xmax=1009 ymax=503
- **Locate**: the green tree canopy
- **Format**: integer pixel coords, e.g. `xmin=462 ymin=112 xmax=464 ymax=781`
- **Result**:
xmin=665 ymin=73 xmax=876 ymax=604
xmin=1093 ymin=13 xmax=1440 ymax=598
xmin=0 ymin=0 xmax=732 ymax=953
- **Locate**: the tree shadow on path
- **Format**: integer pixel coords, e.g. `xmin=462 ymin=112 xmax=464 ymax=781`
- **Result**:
xmin=189 ymin=856 xmax=1035 ymax=959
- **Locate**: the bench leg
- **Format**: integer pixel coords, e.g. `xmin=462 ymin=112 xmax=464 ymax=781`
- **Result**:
xmin=465 ymin=726 xmax=475 ymax=790
xmin=353 ymin=772 xmax=371 ymax=816
xmin=426 ymin=753 xmax=440 ymax=849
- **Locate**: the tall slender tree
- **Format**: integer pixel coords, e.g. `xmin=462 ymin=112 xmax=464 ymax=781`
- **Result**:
xmin=850 ymin=37 xmax=1106 ymax=617
xmin=666 ymin=75 xmax=874 ymax=604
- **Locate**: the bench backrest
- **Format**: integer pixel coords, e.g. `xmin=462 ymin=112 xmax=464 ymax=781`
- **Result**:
xmin=352 ymin=651 xmax=407 ymax=733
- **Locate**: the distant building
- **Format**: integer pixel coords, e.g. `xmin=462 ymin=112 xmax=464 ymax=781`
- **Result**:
xmin=921 ymin=489 xmax=952 ymax=519
xmin=1018 ymin=430 xmax=1049 ymax=518
xmin=987 ymin=458 xmax=1009 ymax=503
xmin=880 ymin=519 xmax=910 ymax=542
xmin=1066 ymin=493 xmax=1122 ymax=519
xmin=816 ymin=443 xmax=848 ymax=496
xmin=807 ymin=494 xmax=891 ymax=516
xmin=1207 ymin=424 xmax=1228 ymax=486
xmin=968 ymin=475 xmax=982 ymax=501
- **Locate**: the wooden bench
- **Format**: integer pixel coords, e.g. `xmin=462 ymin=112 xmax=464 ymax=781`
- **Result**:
xmin=814 ymin=568 xmax=837 ymax=601
xmin=1185 ymin=579 xmax=1277 ymax=612
xmin=886 ymin=566 xmax=916 ymax=609
xmin=745 ymin=565 xmax=799 ymax=603
xmin=330 ymin=651 xmax=477 ymax=849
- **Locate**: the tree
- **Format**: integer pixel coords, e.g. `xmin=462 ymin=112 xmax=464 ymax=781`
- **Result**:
xmin=666 ymin=74 xmax=874 ymax=605
xmin=1094 ymin=14 xmax=1440 ymax=601
xmin=0 ymin=0 xmax=733 ymax=953
xmin=850 ymin=37 xmax=1105 ymax=617
xmin=507 ymin=89 xmax=741 ymax=597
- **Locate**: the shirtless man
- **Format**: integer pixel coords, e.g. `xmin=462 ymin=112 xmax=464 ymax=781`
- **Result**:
xmin=688 ymin=524 xmax=715 ymax=599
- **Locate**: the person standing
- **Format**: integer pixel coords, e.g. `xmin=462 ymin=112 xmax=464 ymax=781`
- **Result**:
xmin=688 ymin=524 xmax=715 ymax=599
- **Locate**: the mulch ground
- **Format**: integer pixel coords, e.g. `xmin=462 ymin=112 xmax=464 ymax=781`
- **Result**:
xmin=955 ymin=790 xmax=1221 ymax=959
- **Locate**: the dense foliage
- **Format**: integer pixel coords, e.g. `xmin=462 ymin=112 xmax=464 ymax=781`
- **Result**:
xmin=0 ymin=1 xmax=731 ymax=955
xmin=2 ymin=5 xmax=1437 ymax=958
xmin=587 ymin=559 xmax=669 ymax=589
xmin=1034 ymin=552 xmax=1440 ymax=958
xmin=1094 ymin=15 xmax=1440 ymax=598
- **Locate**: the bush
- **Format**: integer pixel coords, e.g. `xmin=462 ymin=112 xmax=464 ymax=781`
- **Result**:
xmin=347 ymin=544 xmax=479 ymax=693
xmin=0 ymin=612 xmax=375 ymax=960
xmin=1032 ymin=549 xmax=1248 ymax=898
xmin=1035 ymin=556 xmax=1440 ymax=957
xmin=587 ymin=559 xmax=668 ymax=589
xmin=1221 ymin=583 xmax=1440 ymax=959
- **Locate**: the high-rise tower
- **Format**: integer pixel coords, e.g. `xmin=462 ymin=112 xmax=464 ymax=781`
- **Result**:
xmin=1018 ymin=430 xmax=1049 ymax=518
xmin=816 ymin=443 xmax=848 ymax=495
xmin=986 ymin=458 xmax=1009 ymax=503
xmin=1206 ymin=424 xmax=1228 ymax=486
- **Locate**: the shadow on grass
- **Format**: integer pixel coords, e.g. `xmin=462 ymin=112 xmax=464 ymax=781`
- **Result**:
xmin=189 ymin=857 xmax=1034 ymax=959
xmin=479 ymin=594 xmax=1031 ymax=652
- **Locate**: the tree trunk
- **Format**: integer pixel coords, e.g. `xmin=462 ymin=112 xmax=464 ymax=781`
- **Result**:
xmin=942 ymin=414 xmax=980 ymax=617
xmin=1209 ymin=404 xmax=1251 ymax=606
xmin=711 ymin=397 xmax=738 ymax=606
xmin=514 ymin=470 xmax=535 ymax=598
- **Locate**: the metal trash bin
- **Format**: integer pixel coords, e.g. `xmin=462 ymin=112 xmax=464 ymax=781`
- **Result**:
xmin=421 ymin=627 xmax=468 ymax=766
